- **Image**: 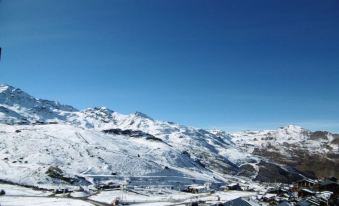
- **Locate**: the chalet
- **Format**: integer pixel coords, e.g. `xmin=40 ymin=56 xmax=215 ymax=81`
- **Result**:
xmin=316 ymin=191 xmax=333 ymax=203
xmin=260 ymin=193 xmax=283 ymax=205
xmin=298 ymin=189 xmax=316 ymax=198
xmin=53 ymin=188 xmax=71 ymax=194
xmin=295 ymin=179 xmax=317 ymax=190
xmin=318 ymin=180 xmax=339 ymax=196
xmin=226 ymin=183 xmax=242 ymax=191
xmin=277 ymin=201 xmax=293 ymax=206
xmin=262 ymin=193 xmax=277 ymax=202
xmin=325 ymin=177 xmax=337 ymax=182
xmin=297 ymin=196 xmax=328 ymax=206
xmin=95 ymin=182 xmax=120 ymax=190
xmin=184 ymin=185 xmax=208 ymax=193
xmin=0 ymin=189 xmax=5 ymax=196
xmin=267 ymin=187 xmax=290 ymax=196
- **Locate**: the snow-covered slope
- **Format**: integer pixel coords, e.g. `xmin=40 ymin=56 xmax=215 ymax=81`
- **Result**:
xmin=0 ymin=84 xmax=76 ymax=125
xmin=230 ymin=125 xmax=339 ymax=178
xmin=0 ymin=84 xmax=304 ymax=188
xmin=0 ymin=124 xmax=218 ymax=188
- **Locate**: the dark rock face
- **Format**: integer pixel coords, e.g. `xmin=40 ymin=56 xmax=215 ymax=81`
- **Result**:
xmin=46 ymin=166 xmax=89 ymax=185
xmin=233 ymin=126 xmax=338 ymax=181
xmin=253 ymin=147 xmax=339 ymax=179
xmin=238 ymin=164 xmax=256 ymax=177
xmin=254 ymin=161 xmax=303 ymax=183
xmin=46 ymin=166 xmax=78 ymax=184
xmin=310 ymin=131 xmax=329 ymax=140
xmin=102 ymin=128 xmax=167 ymax=144
xmin=332 ymin=135 xmax=339 ymax=145
xmin=200 ymin=154 xmax=239 ymax=175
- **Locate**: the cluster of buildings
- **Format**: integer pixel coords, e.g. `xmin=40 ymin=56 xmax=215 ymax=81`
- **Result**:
xmin=184 ymin=177 xmax=338 ymax=206
xmin=253 ymin=177 xmax=338 ymax=206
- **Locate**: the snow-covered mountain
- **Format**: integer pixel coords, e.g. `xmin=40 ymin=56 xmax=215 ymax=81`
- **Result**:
xmin=230 ymin=125 xmax=339 ymax=179
xmin=0 ymin=84 xmax=304 ymax=188
xmin=0 ymin=84 xmax=77 ymax=125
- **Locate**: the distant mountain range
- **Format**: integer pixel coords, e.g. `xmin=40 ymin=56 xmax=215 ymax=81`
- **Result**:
xmin=230 ymin=125 xmax=338 ymax=179
xmin=0 ymin=84 xmax=337 ymax=189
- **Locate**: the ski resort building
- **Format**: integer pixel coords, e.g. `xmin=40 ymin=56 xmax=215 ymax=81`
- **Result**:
xmin=218 ymin=197 xmax=261 ymax=206
xmin=295 ymin=179 xmax=317 ymax=190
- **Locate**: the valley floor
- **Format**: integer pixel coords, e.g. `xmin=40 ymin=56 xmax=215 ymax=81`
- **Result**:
xmin=0 ymin=183 xmax=255 ymax=206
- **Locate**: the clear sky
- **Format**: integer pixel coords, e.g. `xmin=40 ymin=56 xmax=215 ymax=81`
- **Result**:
xmin=1 ymin=0 xmax=339 ymax=132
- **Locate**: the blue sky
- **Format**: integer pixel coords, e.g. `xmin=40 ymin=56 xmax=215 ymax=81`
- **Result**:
xmin=1 ymin=0 xmax=339 ymax=132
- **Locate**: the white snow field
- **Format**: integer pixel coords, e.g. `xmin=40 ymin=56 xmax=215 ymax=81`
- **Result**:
xmin=1 ymin=84 xmax=336 ymax=205
xmin=0 ymin=196 xmax=94 ymax=206
xmin=0 ymin=184 xmax=52 ymax=196
xmin=0 ymin=84 xmax=258 ymax=189
xmin=0 ymin=123 xmax=218 ymax=188
xmin=89 ymin=189 xmax=255 ymax=205
xmin=0 ymin=183 xmax=93 ymax=206
xmin=230 ymin=125 xmax=338 ymax=155
xmin=0 ymin=182 xmax=257 ymax=206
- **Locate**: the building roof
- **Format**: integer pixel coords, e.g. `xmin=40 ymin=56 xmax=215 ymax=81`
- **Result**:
xmin=319 ymin=180 xmax=338 ymax=187
xmin=263 ymin=193 xmax=277 ymax=199
xmin=187 ymin=184 xmax=206 ymax=189
xmin=223 ymin=197 xmax=260 ymax=206
xmin=298 ymin=200 xmax=319 ymax=206
xmin=277 ymin=201 xmax=292 ymax=206
xmin=316 ymin=191 xmax=333 ymax=200
xmin=301 ymin=189 xmax=316 ymax=194
xmin=227 ymin=183 xmax=239 ymax=187
xmin=326 ymin=177 xmax=338 ymax=182
xmin=298 ymin=179 xmax=317 ymax=184
xmin=298 ymin=196 xmax=329 ymax=206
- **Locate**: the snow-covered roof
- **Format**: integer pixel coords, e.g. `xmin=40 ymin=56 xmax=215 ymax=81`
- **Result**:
xmin=222 ymin=197 xmax=261 ymax=206
xmin=301 ymin=189 xmax=316 ymax=194
xmin=298 ymin=179 xmax=317 ymax=184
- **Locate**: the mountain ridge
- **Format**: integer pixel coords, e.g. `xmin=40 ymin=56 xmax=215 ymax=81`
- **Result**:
xmin=230 ymin=125 xmax=339 ymax=178
xmin=1 ymin=84 xmax=336 ymax=190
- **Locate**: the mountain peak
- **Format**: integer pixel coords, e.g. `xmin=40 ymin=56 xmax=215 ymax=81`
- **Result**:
xmin=0 ymin=84 xmax=36 ymax=105
xmin=280 ymin=125 xmax=304 ymax=132
xmin=83 ymin=106 xmax=114 ymax=115
xmin=0 ymin=84 xmax=11 ymax=92
xmin=0 ymin=84 xmax=77 ymax=116
xmin=133 ymin=111 xmax=153 ymax=120
xmin=209 ymin=129 xmax=227 ymax=136
xmin=0 ymin=84 xmax=27 ymax=95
